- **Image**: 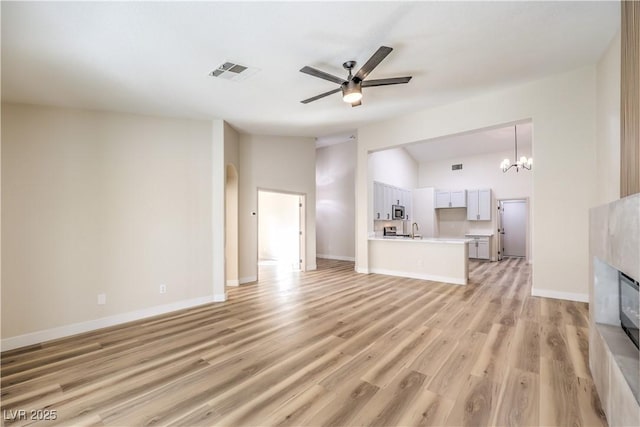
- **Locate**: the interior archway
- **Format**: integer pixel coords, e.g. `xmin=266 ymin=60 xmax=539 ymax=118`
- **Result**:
xmin=225 ymin=164 xmax=239 ymax=287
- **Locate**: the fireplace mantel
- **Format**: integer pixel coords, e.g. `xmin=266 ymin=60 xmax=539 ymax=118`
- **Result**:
xmin=589 ymin=194 xmax=640 ymax=426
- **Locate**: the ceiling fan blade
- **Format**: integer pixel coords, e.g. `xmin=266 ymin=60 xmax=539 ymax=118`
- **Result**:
xmin=362 ymin=76 xmax=412 ymax=87
xmin=355 ymin=46 xmax=393 ymax=81
xmin=300 ymin=66 xmax=346 ymax=85
xmin=351 ymin=100 xmax=362 ymax=107
xmin=300 ymin=88 xmax=342 ymax=104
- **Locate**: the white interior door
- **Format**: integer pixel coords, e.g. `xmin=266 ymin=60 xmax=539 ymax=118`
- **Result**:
xmin=500 ymin=200 xmax=527 ymax=258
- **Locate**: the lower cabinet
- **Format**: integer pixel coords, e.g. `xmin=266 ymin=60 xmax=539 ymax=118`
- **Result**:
xmin=467 ymin=236 xmax=490 ymax=260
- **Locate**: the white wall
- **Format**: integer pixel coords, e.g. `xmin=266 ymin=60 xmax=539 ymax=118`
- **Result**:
xmin=1 ymin=103 xmax=216 ymax=342
xmin=238 ymin=134 xmax=316 ymax=282
xmin=368 ymin=146 xmax=418 ymax=189
xmin=418 ymin=148 xmax=533 ymax=201
xmin=356 ymin=66 xmax=598 ymax=302
xmin=224 ymin=122 xmax=239 ymax=171
xmin=596 ymin=31 xmax=621 ymax=205
xmin=316 ymin=140 xmax=356 ymax=261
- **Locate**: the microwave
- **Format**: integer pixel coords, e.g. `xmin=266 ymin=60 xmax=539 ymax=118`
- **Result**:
xmin=392 ymin=205 xmax=405 ymax=220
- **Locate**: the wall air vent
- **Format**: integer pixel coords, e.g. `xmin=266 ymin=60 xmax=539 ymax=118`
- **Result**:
xmin=209 ymin=61 xmax=259 ymax=82
xmin=452 ymin=163 xmax=463 ymax=170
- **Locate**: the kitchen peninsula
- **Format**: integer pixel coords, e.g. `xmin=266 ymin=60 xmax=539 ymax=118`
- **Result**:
xmin=368 ymin=236 xmax=471 ymax=285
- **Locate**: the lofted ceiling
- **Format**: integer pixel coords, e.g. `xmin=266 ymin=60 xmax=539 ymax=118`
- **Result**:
xmin=403 ymin=122 xmax=532 ymax=164
xmin=1 ymin=1 xmax=619 ymax=137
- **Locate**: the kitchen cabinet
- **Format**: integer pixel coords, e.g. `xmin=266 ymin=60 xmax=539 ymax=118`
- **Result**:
xmin=374 ymin=182 xmax=385 ymax=220
xmin=373 ymin=181 xmax=412 ymax=220
xmin=383 ymin=185 xmax=393 ymax=220
xmin=435 ymin=190 xmax=467 ymax=208
xmin=403 ymin=189 xmax=412 ymax=220
xmin=466 ymin=235 xmax=490 ymax=260
xmin=467 ymin=189 xmax=492 ymax=221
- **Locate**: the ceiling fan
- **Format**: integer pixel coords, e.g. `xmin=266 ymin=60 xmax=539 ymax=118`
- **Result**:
xmin=300 ymin=46 xmax=412 ymax=107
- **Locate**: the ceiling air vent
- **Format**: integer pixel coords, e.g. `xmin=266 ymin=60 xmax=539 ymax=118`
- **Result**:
xmin=209 ymin=61 xmax=259 ymax=82
xmin=452 ymin=163 xmax=463 ymax=171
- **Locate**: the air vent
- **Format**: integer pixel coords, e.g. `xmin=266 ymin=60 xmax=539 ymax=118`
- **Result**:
xmin=209 ymin=61 xmax=259 ymax=82
xmin=452 ymin=164 xmax=463 ymax=170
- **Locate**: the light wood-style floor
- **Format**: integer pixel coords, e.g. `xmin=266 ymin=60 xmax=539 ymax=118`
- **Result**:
xmin=1 ymin=258 xmax=607 ymax=426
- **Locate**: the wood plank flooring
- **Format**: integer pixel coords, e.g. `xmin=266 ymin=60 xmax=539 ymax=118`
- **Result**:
xmin=1 ymin=258 xmax=607 ymax=426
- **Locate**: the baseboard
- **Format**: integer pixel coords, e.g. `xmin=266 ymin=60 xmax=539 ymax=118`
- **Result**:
xmin=355 ymin=266 xmax=370 ymax=274
xmin=1 ymin=295 xmax=219 ymax=351
xmin=306 ymin=264 xmax=317 ymax=271
xmin=368 ymin=268 xmax=466 ymax=286
xmin=239 ymin=276 xmax=257 ymax=284
xmin=226 ymin=279 xmax=239 ymax=287
xmin=531 ymin=287 xmax=589 ymax=303
xmin=213 ymin=293 xmax=227 ymax=302
xmin=317 ymin=254 xmax=356 ymax=262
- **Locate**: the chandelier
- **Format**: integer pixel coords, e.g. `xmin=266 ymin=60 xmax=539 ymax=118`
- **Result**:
xmin=501 ymin=125 xmax=532 ymax=173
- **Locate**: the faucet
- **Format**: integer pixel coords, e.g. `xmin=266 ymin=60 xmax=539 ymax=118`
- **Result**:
xmin=411 ymin=222 xmax=419 ymax=239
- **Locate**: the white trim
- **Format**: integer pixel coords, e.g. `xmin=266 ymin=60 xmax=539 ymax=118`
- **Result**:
xmin=239 ymin=276 xmax=257 ymax=284
xmin=356 ymin=266 xmax=370 ymax=274
xmin=226 ymin=279 xmax=239 ymax=287
xmin=1 ymin=295 xmax=219 ymax=351
xmin=213 ymin=293 xmax=227 ymax=302
xmin=368 ymin=268 xmax=466 ymax=286
xmin=317 ymin=254 xmax=356 ymax=262
xmin=306 ymin=264 xmax=317 ymax=271
xmin=531 ymin=287 xmax=589 ymax=303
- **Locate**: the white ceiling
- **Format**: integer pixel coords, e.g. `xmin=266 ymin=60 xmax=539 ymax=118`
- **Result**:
xmin=1 ymin=1 xmax=619 ymax=137
xmin=403 ymin=121 xmax=532 ymax=163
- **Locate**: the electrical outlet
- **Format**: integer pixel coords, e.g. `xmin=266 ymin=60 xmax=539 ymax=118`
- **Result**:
xmin=97 ymin=293 xmax=106 ymax=305
xmin=159 ymin=284 xmax=167 ymax=294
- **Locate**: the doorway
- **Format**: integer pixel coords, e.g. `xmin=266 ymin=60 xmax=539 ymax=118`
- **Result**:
xmin=258 ymin=190 xmax=305 ymax=272
xmin=225 ymin=164 xmax=239 ymax=287
xmin=498 ymin=199 xmax=528 ymax=259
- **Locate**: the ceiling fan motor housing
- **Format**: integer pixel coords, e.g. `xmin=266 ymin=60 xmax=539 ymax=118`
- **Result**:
xmin=342 ymin=80 xmax=362 ymax=103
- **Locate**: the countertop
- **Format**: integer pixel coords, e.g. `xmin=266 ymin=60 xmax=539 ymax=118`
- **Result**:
xmin=465 ymin=233 xmax=494 ymax=237
xmin=369 ymin=236 xmax=473 ymax=244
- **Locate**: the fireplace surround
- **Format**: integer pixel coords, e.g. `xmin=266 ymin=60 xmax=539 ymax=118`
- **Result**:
xmin=590 ymin=194 xmax=640 ymax=426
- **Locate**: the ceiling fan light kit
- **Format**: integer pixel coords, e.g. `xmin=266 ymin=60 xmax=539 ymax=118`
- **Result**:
xmin=342 ymin=80 xmax=362 ymax=104
xmin=300 ymin=46 xmax=412 ymax=107
xmin=501 ymin=125 xmax=532 ymax=173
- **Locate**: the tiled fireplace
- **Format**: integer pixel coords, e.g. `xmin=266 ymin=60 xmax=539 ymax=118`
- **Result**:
xmin=590 ymin=194 xmax=640 ymax=426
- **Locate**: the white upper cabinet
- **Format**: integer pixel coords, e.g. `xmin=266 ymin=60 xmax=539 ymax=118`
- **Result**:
xmin=383 ymin=185 xmax=393 ymax=220
xmin=374 ymin=182 xmax=384 ymax=220
xmin=467 ymin=189 xmax=492 ymax=220
xmin=435 ymin=190 xmax=467 ymax=208
xmin=373 ymin=181 xmax=412 ymax=220
xmin=450 ymin=190 xmax=467 ymax=208
xmin=435 ymin=191 xmax=450 ymax=208
xmin=391 ymin=187 xmax=402 ymax=207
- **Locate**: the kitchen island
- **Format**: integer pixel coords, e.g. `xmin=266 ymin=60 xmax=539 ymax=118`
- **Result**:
xmin=368 ymin=237 xmax=472 ymax=285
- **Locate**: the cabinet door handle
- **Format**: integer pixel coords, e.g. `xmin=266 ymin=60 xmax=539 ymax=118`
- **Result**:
xmin=477 ymin=214 xmax=480 ymax=220
xmin=377 ymin=213 xmax=380 ymax=219
xmin=449 ymin=202 xmax=452 ymax=207
xmin=387 ymin=213 xmax=389 ymax=219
